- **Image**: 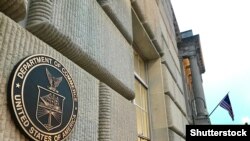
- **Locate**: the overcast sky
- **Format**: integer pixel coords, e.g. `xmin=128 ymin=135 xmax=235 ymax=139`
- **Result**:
xmin=171 ymin=0 xmax=250 ymax=124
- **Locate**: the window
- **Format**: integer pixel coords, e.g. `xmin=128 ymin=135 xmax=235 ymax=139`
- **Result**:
xmin=134 ymin=52 xmax=150 ymax=141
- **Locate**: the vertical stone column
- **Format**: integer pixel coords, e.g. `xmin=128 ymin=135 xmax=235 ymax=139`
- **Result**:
xmin=179 ymin=57 xmax=193 ymax=123
xmin=148 ymin=58 xmax=169 ymax=141
xmin=189 ymin=55 xmax=208 ymax=118
xmin=178 ymin=32 xmax=210 ymax=124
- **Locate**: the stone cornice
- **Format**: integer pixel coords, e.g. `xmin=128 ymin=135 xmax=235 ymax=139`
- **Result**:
xmin=178 ymin=35 xmax=205 ymax=73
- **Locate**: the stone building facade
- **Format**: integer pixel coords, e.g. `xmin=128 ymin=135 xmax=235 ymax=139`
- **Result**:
xmin=0 ymin=0 xmax=210 ymax=141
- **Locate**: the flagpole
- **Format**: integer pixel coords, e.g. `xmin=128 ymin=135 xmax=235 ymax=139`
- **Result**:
xmin=208 ymin=92 xmax=229 ymax=117
xmin=208 ymin=102 xmax=221 ymax=117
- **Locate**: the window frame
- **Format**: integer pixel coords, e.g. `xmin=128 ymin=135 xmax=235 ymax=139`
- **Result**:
xmin=133 ymin=51 xmax=151 ymax=141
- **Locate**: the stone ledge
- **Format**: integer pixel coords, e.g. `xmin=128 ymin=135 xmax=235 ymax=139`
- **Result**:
xmin=0 ymin=0 xmax=27 ymax=22
xmin=26 ymin=0 xmax=135 ymax=100
xmin=97 ymin=0 xmax=133 ymax=44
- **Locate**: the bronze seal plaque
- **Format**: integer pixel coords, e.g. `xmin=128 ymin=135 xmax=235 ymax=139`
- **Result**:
xmin=9 ymin=54 xmax=78 ymax=141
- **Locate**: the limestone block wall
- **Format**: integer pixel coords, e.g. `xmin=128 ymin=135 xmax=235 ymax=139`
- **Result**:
xmin=169 ymin=130 xmax=185 ymax=141
xmin=165 ymin=95 xmax=183 ymax=134
xmin=163 ymin=66 xmax=175 ymax=96
xmin=26 ymin=0 xmax=134 ymax=100
xmin=161 ymin=33 xmax=180 ymax=73
xmin=159 ymin=0 xmax=182 ymax=90
xmin=173 ymin=84 xmax=187 ymax=115
xmin=165 ymin=95 xmax=186 ymax=140
xmin=163 ymin=66 xmax=186 ymax=114
xmin=162 ymin=50 xmax=184 ymax=96
xmin=161 ymin=32 xmax=183 ymax=93
xmin=160 ymin=18 xmax=183 ymax=95
xmin=157 ymin=0 xmax=176 ymax=47
xmin=162 ymin=45 xmax=177 ymax=80
xmin=175 ymin=69 xmax=184 ymax=94
xmin=182 ymin=116 xmax=189 ymax=137
xmin=97 ymin=0 xmax=133 ymax=43
xmin=157 ymin=2 xmax=191 ymax=139
xmin=0 ymin=13 xmax=99 ymax=141
xmin=0 ymin=0 xmax=193 ymax=141
xmin=99 ymin=82 xmax=137 ymax=141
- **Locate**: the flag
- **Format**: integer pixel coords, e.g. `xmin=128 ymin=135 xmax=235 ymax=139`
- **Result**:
xmin=219 ymin=93 xmax=234 ymax=121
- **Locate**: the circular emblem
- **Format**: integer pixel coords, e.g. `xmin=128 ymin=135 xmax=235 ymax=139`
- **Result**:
xmin=8 ymin=54 xmax=78 ymax=141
